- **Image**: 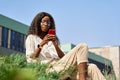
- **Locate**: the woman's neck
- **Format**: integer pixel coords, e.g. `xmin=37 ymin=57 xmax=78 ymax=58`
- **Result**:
xmin=39 ymin=32 xmax=47 ymax=39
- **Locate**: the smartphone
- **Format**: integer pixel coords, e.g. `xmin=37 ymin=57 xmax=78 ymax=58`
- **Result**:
xmin=48 ymin=29 xmax=56 ymax=35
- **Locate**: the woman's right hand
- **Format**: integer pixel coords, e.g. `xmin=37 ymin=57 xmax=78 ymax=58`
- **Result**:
xmin=40 ymin=34 xmax=56 ymax=46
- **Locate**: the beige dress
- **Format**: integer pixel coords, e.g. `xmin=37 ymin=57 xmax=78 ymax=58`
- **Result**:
xmin=25 ymin=34 xmax=106 ymax=80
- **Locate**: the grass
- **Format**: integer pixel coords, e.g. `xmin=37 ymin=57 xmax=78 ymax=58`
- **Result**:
xmin=0 ymin=53 xmax=68 ymax=80
xmin=0 ymin=53 xmax=116 ymax=80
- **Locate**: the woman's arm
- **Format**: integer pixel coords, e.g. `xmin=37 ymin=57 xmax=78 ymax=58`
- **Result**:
xmin=31 ymin=45 xmax=42 ymax=58
xmin=52 ymin=41 xmax=65 ymax=58
xmin=25 ymin=35 xmax=44 ymax=58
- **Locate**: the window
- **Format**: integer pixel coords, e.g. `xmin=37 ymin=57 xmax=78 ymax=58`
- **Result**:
xmin=10 ymin=31 xmax=15 ymax=50
xmin=19 ymin=34 xmax=24 ymax=52
xmin=0 ymin=26 xmax=2 ymax=47
xmin=2 ymin=27 xmax=8 ymax=48
xmin=10 ymin=30 xmax=25 ymax=52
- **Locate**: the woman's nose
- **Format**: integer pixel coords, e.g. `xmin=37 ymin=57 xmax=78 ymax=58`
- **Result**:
xmin=44 ymin=22 xmax=48 ymax=26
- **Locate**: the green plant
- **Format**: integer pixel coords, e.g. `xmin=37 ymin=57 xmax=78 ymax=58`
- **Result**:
xmin=104 ymin=70 xmax=116 ymax=80
xmin=0 ymin=53 xmax=36 ymax=80
xmin=0 ymin=53 xmax=64 ymax=80
xmin=0 ymin=53 xmax=115 ymax=80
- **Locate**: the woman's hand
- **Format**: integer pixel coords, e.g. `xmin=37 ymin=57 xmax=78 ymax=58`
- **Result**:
xmin=42 ymin=34 xmax=64 ymax=58
xmin=40 ymin=34 xmax=56 ymax=46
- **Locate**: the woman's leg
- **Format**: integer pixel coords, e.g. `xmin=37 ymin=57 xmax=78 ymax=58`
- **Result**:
xmin=78 ymin=62 xmax=87 ymax=80
xmin=87 ymin=64 xmax=106 ymax=80
xmin=75 ymin=43 xmax=88 ymax=80
xmin=47 ymin=43 xmax=88 ymax=80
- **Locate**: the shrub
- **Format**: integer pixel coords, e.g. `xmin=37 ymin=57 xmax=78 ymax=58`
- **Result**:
xmin=0 ymin=53 xmax=64 ymax=80
xmin=0 ymin=53 xmax=115 ymax=80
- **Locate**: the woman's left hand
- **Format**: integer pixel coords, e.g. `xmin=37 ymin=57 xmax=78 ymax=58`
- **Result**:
xmin=51 ymin=35 xmax=56 ymax=42
xmin=48 ymin=34 xmax=56 ymax=42
xmin=48 ymin=34 xmax=58 ymax=45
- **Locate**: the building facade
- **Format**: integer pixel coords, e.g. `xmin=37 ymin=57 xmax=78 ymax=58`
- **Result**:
xmin=0 ymin=14 xmax=29 ymax=54
xmin=89 ymin=46 xmax=120 ymax=80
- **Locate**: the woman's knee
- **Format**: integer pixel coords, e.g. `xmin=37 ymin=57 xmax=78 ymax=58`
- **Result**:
xmin=87 ymin=63 xmax=98 ymax=77
xmin=88 ymin=63 xmax=102 ymax=75
xmin=88 ymin=63 xmax=98 ymax=70
xmin=77 ymin=43 xmax=88 ymax=50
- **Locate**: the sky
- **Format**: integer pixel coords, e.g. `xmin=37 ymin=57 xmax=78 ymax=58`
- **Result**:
xmin=0 ymin=0 xmax=120 ymax=48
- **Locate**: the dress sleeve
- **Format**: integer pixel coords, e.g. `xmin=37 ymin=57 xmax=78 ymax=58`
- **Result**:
xmin=25 ymin=35 xmax=35 ymax=58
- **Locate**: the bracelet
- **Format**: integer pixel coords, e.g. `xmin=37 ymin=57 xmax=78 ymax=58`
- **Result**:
xmin=37 ymin=44 xmax=43 ymax=49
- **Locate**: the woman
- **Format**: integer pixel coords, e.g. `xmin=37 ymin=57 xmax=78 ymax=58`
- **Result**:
xmin=25 ymin=12 xmax=106 ymax=80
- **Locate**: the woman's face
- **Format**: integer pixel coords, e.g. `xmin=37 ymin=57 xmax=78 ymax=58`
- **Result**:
xmin=40 ymin=16 xmax=51 ymax=32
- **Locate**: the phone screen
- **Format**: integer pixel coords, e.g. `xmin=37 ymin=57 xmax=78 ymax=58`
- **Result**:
xmin=48 ymin=29 xmax=56 ymax=35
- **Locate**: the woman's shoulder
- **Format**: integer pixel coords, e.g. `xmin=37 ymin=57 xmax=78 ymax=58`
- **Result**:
xmin=27 ymin=34 xmax=38 ymax=38
xmin=26 ymin=34 xmax=42 ymax=41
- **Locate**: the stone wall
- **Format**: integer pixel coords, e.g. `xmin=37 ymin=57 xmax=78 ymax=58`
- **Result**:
xmin=0 ymin=46 xmax=24 ymax=55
